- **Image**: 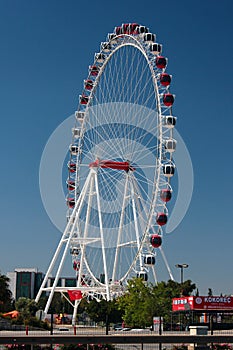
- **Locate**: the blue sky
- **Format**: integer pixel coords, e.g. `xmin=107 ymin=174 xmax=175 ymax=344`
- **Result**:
xmin=0 ymin=0 xmax=232 ymax=296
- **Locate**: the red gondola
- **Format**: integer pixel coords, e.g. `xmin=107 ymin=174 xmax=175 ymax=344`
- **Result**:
xmin=67 ymin=180 xmax=75 ymax=191
xmin=156 ymin=213 xmax=167 ymax=226
xmin=160 ymin=189 xmax=172 ymax=202
xmin=150 ymin=234 xmax=162 ymax=248
xmin=84 ymin=79 xmax=94 ymax=91
xmin=160 ymin=73 xmax=171 ymax=87
xmin=115 ymin=26 xmax=122 ymax=35
xmin=80 ymin=95 xmax=89 ymax=105
xmin=67 ymin=198 xmax=75 ymax=208
xmin=73 ymin=261 xmax=80 ymax=270
xmin=129 ymin=23 xmax=139 ymax=34
xmin=89 ymin=65 xmax=99 ymax=76
xmin=155 ymin=56 xmax=167 ymax=69
xmin=163 ymin=93 xmax=175 ymax=107
xmin=68 ymin=162 xmax=76 ymax=173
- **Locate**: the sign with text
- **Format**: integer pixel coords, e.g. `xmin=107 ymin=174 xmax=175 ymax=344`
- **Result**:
xmin=172 ymin=296 xmax=233 ymax=311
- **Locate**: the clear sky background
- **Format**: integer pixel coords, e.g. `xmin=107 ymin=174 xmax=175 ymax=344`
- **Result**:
xmin=0 ymin=0 xmax=232 ymax=296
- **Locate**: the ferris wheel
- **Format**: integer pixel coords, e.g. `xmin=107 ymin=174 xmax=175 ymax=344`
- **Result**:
xmin=36 ymin=23 xmax=177 ymax=319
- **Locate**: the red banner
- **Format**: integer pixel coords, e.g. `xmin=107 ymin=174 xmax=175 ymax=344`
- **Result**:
xmin=67 ymin=290 xmax=83 ymax=301
xmin=172 ymin=296 xmax=233 ymax=311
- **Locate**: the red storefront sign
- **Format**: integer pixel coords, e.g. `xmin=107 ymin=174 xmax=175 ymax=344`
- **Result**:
xmin=172 ymin=296 xmax=233 ymax=311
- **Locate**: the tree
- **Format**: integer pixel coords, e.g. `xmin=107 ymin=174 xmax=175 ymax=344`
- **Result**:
xmin=15 ymin=297 xmax=38 ymax=319
xmin=0 ymin=272 xmax=13 ymax=312
xmin=117 ymin=278 xmax=153 ymax=328
xmin=117 ymin=278 xmax=196 ymax=328
xmin=86 ymin=299 xmax=122 ymax=324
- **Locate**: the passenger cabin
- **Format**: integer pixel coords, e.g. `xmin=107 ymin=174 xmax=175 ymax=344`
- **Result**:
xmin=156 ymin=213 xmax=168 ymax=226
xmin=68 ymin=162 xmax=76 ymax=173
xmin=160 ymin=73 xmax=171 ymax=87
xmin=163 ymin=164 xmax=175 ymax=177
xmin=84 ymin=79 xmax=94 ymax=91
xmin=72 ymin=127 xmax=82 ymax=138
xmin=144 ymin=255 xmax=156 ymax=265
xmin=89 ymin=65 xmax=100 ymax=76
xmin=67 ymin=180 xmax=75 ymax=191
xmin=67 ymin=198 xmax=75 ymax=208
xmin=150 ymin=43 xmax=162 ymax=55
xmin=75 ymin=111 xmax=85 ymax=122
xmin=70 ymin=247 xmax=80 ymax=255
xmin=138 ymin=25 xmax=149 ymax=34
xmin=163 ymin=93 xmax=175 ymax=107
xmin=137 ymin=271 xmax=148 ymax=281
xmin=70 ymin=144 xmax=79 ymax=155
xmin=163 ymin=116 xmax=177 ymax=128
xmin=160 ymin=189 xmax=172 ymax=202
xmin=155 ymin=56 xmax=167 ymax=69
xmin=108 ymin=33 xmax=118 ymax=44
xmin=95 ymin=53 xmax=105 ymax=63
xmin=143 ymin=33 xmax=155 ymax=43
xmin=150 ymin=234 xmax=162 ymax=248
xmin=101 ymin=42 xmax=112 ymax=52
xmin=164 ymin=139 xmax=177 ymax=153
xmin=80 ymin=95 xmax=89 ymax=105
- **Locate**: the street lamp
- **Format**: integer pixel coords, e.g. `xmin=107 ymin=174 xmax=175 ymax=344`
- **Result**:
xmin=175 ymin=263 xmax=189 ymax=284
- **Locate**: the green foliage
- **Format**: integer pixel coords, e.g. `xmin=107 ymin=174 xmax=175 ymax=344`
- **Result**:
xmin=15 ymin=297 xmax=38 ymax=318
xmin=85 ymin=299 xmax=122 ymax=324
xmin=117 ymin=278 xmax=196 ymax=328
xmin=0 ymin=272 xmax=13 ymax=312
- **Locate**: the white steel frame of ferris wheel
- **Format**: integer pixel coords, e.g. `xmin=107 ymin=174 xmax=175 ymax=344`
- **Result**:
xmin=35 ymin=165 xmax=148 ymax=318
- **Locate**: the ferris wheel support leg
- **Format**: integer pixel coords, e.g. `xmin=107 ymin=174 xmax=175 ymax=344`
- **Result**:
xmin=112 ymin=173 xmax=130 ymax=282
xmin=130 ymin=177 xmax=143 ymax=268
xmin=72 ymin=299 xmax=81 ymax=326
xmin=77 ymin=172 xmax=95 ymax=287
xmin=94 ymin=171 xmax=110 ymax=301
xmin=42 ymin=172 xmax=93 ymax=315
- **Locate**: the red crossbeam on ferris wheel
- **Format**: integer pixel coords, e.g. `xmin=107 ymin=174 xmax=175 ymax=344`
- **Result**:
xmin=89 ymin=159 xmax=135 ymax=172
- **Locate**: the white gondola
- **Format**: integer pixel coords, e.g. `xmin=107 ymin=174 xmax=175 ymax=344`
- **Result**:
xmin=70 ymin=247 xmax=80 ymax=255
xmin=95 ymin=53 xmax=105 ymax=63
xmin=75 ymin=111 xmax=85 ymax=122
xmin=137 ymin=271 xmax=148 ymax=281
xmin=162 ymin=115 xmax=177 ymax=128
xmin=143 ymin=33 xmax=155 ymax=44
xmin=164 ymin=139 xmax=177 ymax=153
xmin=101 ymin=42 xmax=111 ymax=52
xmin=69 ymin=144 xmax=79 ymax=155
xmin=163 ymin=163 xmax=175 ymax=177
xmin=108 ymin=33 xmax=118 ymax=44
xmin=144 ymin=255 xmax=156 ymax=265
xmin=138 ymin=25 xmax=149 ymax=34
xmin=72 ymin=127 xmax=82 ymax=139
xmin=149 ymin=43 xmax=162 ymax=55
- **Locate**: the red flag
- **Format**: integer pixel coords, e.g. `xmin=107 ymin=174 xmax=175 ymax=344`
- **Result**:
xmin=67 ymin=290 xmax=83 ymax=301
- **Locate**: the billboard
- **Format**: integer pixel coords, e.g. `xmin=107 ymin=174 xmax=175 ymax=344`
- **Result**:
xmin=172 ymin=296 xmax=233 ymax=311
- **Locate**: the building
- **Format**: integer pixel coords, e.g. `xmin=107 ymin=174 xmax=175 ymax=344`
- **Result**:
xmin=7 ymin=268 xmax=76 ymax=300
